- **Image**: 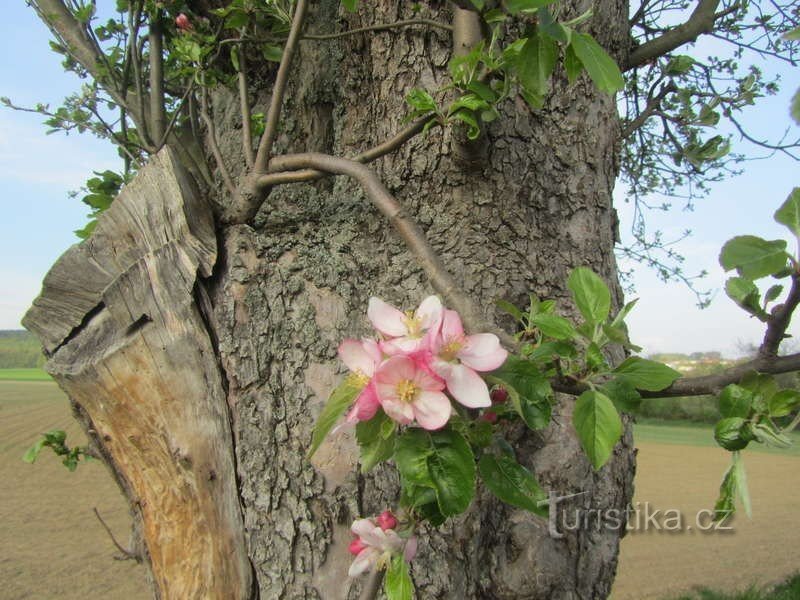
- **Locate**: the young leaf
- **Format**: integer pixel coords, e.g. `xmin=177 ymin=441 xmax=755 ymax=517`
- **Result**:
xmin=724 ymin=277 xmax=765 ymax=318
xmin=504 ymin=0 xmax=556 ymax=15
xmin=573 ymin=390 xmax=622 ymax=470
xmin=496 ymin=299 xmax=524 ymax=322
xmin=488 ymin=356 xmax=552 ymax=430
xmin=307 ymin=378 xmax=361 ymax=458
xmin=516 ymin=29 xmax=558 ymax=100
xmin=478 ymin=452 xmax=548 ymax=516
xmin=768 ymin=389 xmax=800 ymax=417
xmin=567 ymin=267 xmax=611 ymax=324
xmin=612 ymin=357 xmax=680 ymax=391
xmin=714 ymin=452 xmax=750 ymax=520
xmin=385 ymin=555 xmax=414 ymax=600
xmin=774 ymin=187 xmax=800 ymax=239
xmin=564 ymin=44 xmax=584 ymax=85
xmin=719 ymin=235 xmax=789 ymax=280
xmin=356 ymin=410 xmax=396 ymax=472
xmin=568 ymin=33 xmax=624 ymax=95
xmin=718 ymin=384 xmax=753 ymax=419
xmin=531 ymin=313 xmax=576 ymax=340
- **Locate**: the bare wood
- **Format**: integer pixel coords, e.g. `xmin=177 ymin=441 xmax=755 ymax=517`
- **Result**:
xmin=24 ymin=148 xmax=251 ymax=599
xmin=626 ymin=0 xmax=721 ymax=70
xmin=253 ymin=0 xmax=309 ymax=173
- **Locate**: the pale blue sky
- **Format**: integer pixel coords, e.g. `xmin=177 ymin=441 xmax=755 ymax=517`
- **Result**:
xmin=0 ymin=3 xmax=797 ymax=357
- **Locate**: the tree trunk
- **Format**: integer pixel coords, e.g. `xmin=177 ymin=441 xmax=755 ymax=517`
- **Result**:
xmin=26 ymin=0 xmax=635 ymax=598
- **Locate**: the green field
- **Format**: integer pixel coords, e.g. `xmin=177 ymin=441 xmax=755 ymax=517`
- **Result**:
xmin=0 ymin=368 xmax=51 ymax=382
xmin=634 ymin=419 xmax=800 ymax=456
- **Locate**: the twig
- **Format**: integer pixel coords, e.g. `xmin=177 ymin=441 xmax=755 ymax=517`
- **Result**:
xmin=92 ymin=507 xmax=140 ymax=562
xmin=253 ymin=0 xmax=309 ymax=173
xmin=148 ymin=14 xmax=166 ymax=145
xmin=621 ymin=82 xmax=677 ymax=138
xmin=237 ymin=38 xmax=255 ymax=169
xmin=304 ymin=18 xmax=452 ymax=40
xmin=155 ymin=81 xmax=196 ymax=150
xmin=760 ymin=274 xmax=800 ymax=357
xmin=200 ymin=89 xmax=238 ymax=197
xmin=256 ymin=116 xmax=437 ymax=189
xmin=257 ymin=153 xmax=497 ymax=338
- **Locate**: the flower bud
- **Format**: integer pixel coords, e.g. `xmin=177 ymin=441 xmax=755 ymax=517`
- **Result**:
xmin=348 ymin=537 xmax=367 ymax=555
xmin=175 ymin=13 xmax=192 ymax=31
xmin=480 ymin=411 xmax=498 ymax=424
xmin=490 ymin=386 xmax=508 ymax=404
xmin=376 ymin=510 xmax=398 ymax=531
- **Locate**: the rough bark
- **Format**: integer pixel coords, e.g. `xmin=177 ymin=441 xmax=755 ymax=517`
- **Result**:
xmin=209 ymin=1 xmax=634 ymax=598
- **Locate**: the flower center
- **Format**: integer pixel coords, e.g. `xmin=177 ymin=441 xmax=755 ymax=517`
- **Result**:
xmin=402 ymin=310 xmax=423 ymax=338
xmin=347 ymin=371 xmax=371 ymax=388
xmin=396 ymin=379 xmax=420 ymax=403
xmin=439 ymin=336 xmax=465 ymax=362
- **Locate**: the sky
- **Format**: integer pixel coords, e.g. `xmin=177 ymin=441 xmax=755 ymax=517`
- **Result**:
xmin=0 ymin=3 xmax=798 ymax=358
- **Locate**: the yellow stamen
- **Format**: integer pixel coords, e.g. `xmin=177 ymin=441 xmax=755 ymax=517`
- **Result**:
xmin=402 ymin=310 xmax=423 ymax=338
xmin=347 ymin=371 xmax=370 ymax=388
xmin=396 ymin=379 xmax=420 ymax=403
xmin=439 ymin=337 xmax=464 ymax=362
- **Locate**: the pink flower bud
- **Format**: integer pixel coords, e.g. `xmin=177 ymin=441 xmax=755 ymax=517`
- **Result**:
xmin=348 ymin=537 xmax=367 ymax=555
xmin=175 ymin=13 xmax=192 ymax=31
xmin=480 ymin=410 xmax=498 ymax=424
xmin=490 ymin=387 xmax=508 ymax=404
xmin=376 ymin=510 xmax=398 ymax=531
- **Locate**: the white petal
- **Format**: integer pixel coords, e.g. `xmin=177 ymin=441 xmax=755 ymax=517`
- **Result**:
xmin=338 ymin=339 xmax=375 ymax=374
xmin=459 ymin=334 xmax=508 ymax=371
xmin=445 ymin=363 xmax=491 ymax=408
xmin=348 ymin=547 xmax=380 ymax=577
xmin=368 ymin=297 xmax=408 ymax=337
xmin=413 ymin=391 xmax=452 ymax=430
xmin=415 ymin=295 xmax=443 ymax=330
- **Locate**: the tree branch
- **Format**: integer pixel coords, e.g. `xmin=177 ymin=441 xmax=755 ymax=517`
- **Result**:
xmin=237 ymin=39 xmax=255 ymax=169
xmin=760 ymin=274 xmax=800 ymax=357
xmin=148 ymin=15 xmax=166 ymax=146
xmin=92 ymin=507 xmax=141 ymax=562
xmin=621 ymin=81 xmax=678 ymax=138
xmin=255 ymin=116 xmax=437 ymax=190
xmin=303 ymin=18 xmax=452 ymax=40
xmin=200 ymin=89 xmax=238 ymax=198
xmin=626 ymin=0 xmax=723 ymax=70
xmin=253 ymin=0 xmax=309 ymax=173
xmin=255 ymin=153 xmax=497 ymax=338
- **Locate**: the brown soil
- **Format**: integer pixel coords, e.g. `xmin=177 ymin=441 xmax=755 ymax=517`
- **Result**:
xmin=3 ymin=381 xmax=798 ymax=599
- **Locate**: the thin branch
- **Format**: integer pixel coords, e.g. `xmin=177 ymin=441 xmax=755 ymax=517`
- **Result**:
xmin=148 ymin=14 xmax=166 ymax=145
xmin=256 ymin=116 xmax=437 ymax=189
xmin=253 ymin=0 xmax=309 ymax=173
xmin=621 ymin=81 xmax=678 ymax=138
xmin=304 ymin=18 xmax=452 ymax=40
xmin=760 ymin=274 xmax=800 ymax=357
xmin=155 ymin=81 xmax=195 ymax=150
xmin=256 ymin=153 xmax=498 ymax=339
xmin=92 ymin=507 xmax=140 ymax=562
xmin=200 ymin=89 xmax=238 ymax=198
xmin=237 ymin=39 xmax=255 ymax=169
xmin=626 ymin=0 xmax=722 ymax=70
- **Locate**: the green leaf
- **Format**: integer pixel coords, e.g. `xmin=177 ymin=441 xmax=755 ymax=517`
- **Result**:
xmin=768 ymin=389 xmax=800 ymax=418
xmin=714 ymin=452 xmax=750 ymax=520
xmin=262 ymin=45 xmax=284 ymax=63
xmin=395 ymin=428 xmax=476 ymax=517
xmin=307 ymin=378 xmax=361 ymax=458
xmin=22 ymin=438 xmax=47 ymax=464
xmin=568 ymin=33 xmax=624 ymax=95
xmin=406 ymin=89 xmax=438 ymax=114
xmin=599 ymin=378 xmax=642 ymax=414
xmin=791 ymin=88 xmax=800 ymax=125
xmin=610 ymin=299 xmax=638 ymax=328
xmin=724 ymin=277 xmax=764 ymax=317
xmin=774 ymin=188 xmax=800 ymax=239
xmin=714 ymin=417 xmax=749 ymax=451
xmin=750 ymin=422 xmax=792 ymax=449
xmin=718 ymin=384 xmax=753 ymax=419
xmin=719 ymin=235 xmax=789 ymax=280
xmin=504 ymin=0 xmax=556 ymax=15
xmin=356 ymin=410 xmax=397 ymax=472
xmin=478 ymin=452 xmax=548 ymax=516
xmin=573 ymin=390 xmax=622 ymax=470
xmin=516 ymin=29 xmax=558 ymax=101
xmin=449 ymin=109 xmax=481 ymax=140
xmin=564 ymin=44 xmax=584 ymax=85
xmin=341 ymin=0 xmax=359 ymax=12
xmin=664 ymin=55 xmax=695 ymax=75
xmin=488 ymin=356 xmax=552 ymax=430
xmin=537 ymin=7 xmax=570 ymax=44
xmin=764 ymin=284 xmax=784 ymax=304
xmin=496 ymin=299 xmax=524 ymax=322
xmin=531 ymin=313 xmax=576 ymax=340
xmin=613 ymin=357 xmax=680 ymax=391
xmin=567 ymin=267 xmax=611 ymax=324
xmin=783 ymin=25 xmax=800 ymax=41
xmin=385 ymin=555 xmax=414 ymax=600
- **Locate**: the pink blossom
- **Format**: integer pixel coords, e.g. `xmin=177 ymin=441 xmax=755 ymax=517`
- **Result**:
xmin=338 ymin=338 xmax=383 ymax=422
xmin=376 ymin=510 xmax=398 ymax=531
xmin=368 ymin=295 xmax=443 ymax=354
xmin=375 ymin=356 xmax=451 ymax=430
xmin=348 ymin=518 xmax=416 ymax=577
xmin=431 ymin=309 xmax=508 ymax=408
xmin=175 ymin=13 xmax=192 ymax=31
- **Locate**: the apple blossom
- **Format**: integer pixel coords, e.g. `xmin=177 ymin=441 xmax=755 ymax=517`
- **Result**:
xmin=368 ymin=295 xmax=443 ymax=354
xmin=348 ymin=517 xmax=416 ymax=577
xmin=375 ymin=356 xmax=451 ymax=430
xmin=376 ymin=510 xmax=398 ymax=531
xmin=431 ymin=309 xmax=508 ymax=408
xmin=175 ymin=13 xmax=192 ymax=31
xmin=338 ymin=338 xmax=383 ymax=422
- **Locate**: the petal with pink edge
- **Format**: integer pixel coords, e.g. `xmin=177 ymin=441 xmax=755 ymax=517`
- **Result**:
xmin=338 ymin=339 xmax=376 ymax=375
xmin=413 ymin=391 xmax=452 ymax=430
xmin=444 ymin=363 xmax=491 ymax=408
xmin=459 ymin=334 xmax=508 ymax=371
xmin=351 ymin=519 xmax=386 ymax=547
xmin=404 ymin=536 xmax=418 ymax=562
xmin=367 ymin=297 xmax=408 ymax=337
xmin=440 ymin=309 xmax=465 ymax=340
xmin=381 ymin=396 xmax=415 ymax=425
xmin=348 ymin=546 xmax=380 ymax=577
xmin=346 ymin=384 xmax=380 ymax=422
